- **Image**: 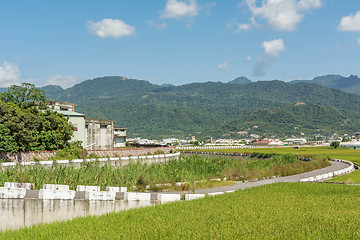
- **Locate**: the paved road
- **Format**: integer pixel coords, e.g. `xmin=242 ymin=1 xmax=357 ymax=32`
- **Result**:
xmin=164 ymin=161 xmax=350 ymax=195
xmin=193 ymin=161 xmax=349 ymax=194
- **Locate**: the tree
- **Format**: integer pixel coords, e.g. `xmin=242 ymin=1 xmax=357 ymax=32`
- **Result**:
xmin=330 ymin=141 xmax=340 ymax=149
xmin=0 ymin=100 xmax=74 ymax=153
xmin=0 ymin=83 xmax=46 ymax=109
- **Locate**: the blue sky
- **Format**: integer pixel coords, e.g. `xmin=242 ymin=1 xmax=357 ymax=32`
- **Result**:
xmin=0 ymin=0 xmax=360 ymax=88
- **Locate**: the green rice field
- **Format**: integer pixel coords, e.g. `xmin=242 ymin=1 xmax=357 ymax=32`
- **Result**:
xmin=2 ymin=183 xmax=360 ymax=239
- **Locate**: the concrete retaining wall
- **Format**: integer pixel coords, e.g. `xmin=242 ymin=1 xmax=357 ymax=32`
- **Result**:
xmin=106 ymin=186 xmax=127 ymax=192
xmin=43 ymin=184 xmax=70 ymax=191
xmin=4 ymin=182 xmax=34 ymax=189
xmin=185 ymin=194 xmax=205 ymax=200
xmin=157 ymin=193 xmax=181 ymax=203
xmin=0 ymin=147 xmax=175 ymax=162
xmin=1 ymin=152 xmax=180 ymax=170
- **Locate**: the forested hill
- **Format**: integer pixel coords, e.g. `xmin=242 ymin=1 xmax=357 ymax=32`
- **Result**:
xmin=41 ymin=76 xmax=360 ymax=138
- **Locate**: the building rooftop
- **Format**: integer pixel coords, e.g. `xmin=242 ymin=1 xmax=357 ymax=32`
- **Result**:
xmin=55 ymin=110 xmax=85 ymax=117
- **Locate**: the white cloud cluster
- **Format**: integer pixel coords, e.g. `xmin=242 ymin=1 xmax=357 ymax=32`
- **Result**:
xmin=46 ymin=75 xmax=81 ymax=88
xmin=218 ymin=61 xmax=228 ymax=70
xmin=243 ymin=0 xmax=322 ymax=31
xmin=261 ymin=38 xmax=285 ymax=56
xmin=253 ymin=38 xmax=285 ymax=76
xmin=161 ymin=0 xmax=199 ymax=19
xmin=338 ymin=10 xmax=360 ymax=32
xmin=0 ymin=61 xmax=21 ymax=87
xmin=87 ymin=19 xmax=136 ymax=39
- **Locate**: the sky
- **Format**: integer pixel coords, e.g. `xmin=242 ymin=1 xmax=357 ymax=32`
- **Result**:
xmin=0 ymin=0 xmax=360 ymax=88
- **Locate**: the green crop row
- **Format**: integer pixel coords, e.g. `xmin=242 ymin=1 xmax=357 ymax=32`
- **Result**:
xmin=2 ymin=183 xmax=360 ymax=239
xmin=0 ymin=154 xmax=328 ymax=191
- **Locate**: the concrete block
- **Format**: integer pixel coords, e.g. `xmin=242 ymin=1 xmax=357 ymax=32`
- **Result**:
xmin=56 ymin=160 xmax=69 ymax=164
xmin=21 ymin=162 xmax=35 ymax=166
xmin=39 ymin=161 xmax=53 ymax=165
xmin=106 ymin=186 xmax=127 ymax=192
xmin=43 ymin=184 xmax=69 ymax=191
xmin=210 ymin=178 xmax=222 ymax=182
xmin=85 ymin=191 xmax=116 ymax=201
xmin=175 ymin=182 xmax=190 ymax=186
xmin=125 ymin=192 xmax=151 ymax=201
xmin=307 ymin=177 xmax=315 ymax=182
xmin=25 ymin=190 xmax=40 ymax=198
xmin=157 ymin=193 xmax=181 ymax=203
xmin=2 ymin=162 xmax=16 ymax=167
xmin=39 ymin=189 xmax=75 ymax=200
xmin=194 ymin=180 xmax=206 ymax=184
xmin=72 ymin=159 xmax=84 ymax=163
xmin=76 ymin=185 xmax=100 ymax=191
xmin=225 ymin=190 xmax=235 ymax=193
xmin=208 ymin=192 xmax=224 ymax=196
xmin=185 ymin=194 xmax=205 ymax=200
xmin=4 ymin=182 xmax=34 ymax=189
xmin=0 ymin=187 xmax=26 ymax=199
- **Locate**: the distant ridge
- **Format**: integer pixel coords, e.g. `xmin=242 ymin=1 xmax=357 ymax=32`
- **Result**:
xmin=39 ymin=75 xmax=360 ymax=138
xmin=228 ymin=76 xmax=252 ymax=84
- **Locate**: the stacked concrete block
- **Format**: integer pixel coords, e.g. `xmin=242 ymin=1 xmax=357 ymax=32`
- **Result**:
xmin=185 ymin=194 xmax=205 ymax=200
xmin=85 ymin=191 xmax=116 ymax=201
xmin=0 ymin=187 xmax=27 ymax=199
xmin=43 ymin=184 xmax=69 ymax=191
xmin=157 ymin=193 xmax=181 ymax=203
xmin=125 ymin=192 xmax=151 ymax=201
xmin=76 ymin=185 xmax=100 ymax=191
xmin=106 ymin=186 xmax=127 ymax=192
xmin=4 ymin=182 xmax=34 ymax=189
xmin=208 ymin=192 xmax=224 ymax=196
xmin=39 ymin=189 xmax=76 ymax=200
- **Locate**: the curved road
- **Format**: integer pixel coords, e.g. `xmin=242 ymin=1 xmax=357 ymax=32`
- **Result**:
xmin=177 ymin=161 xmax=350 ymax=194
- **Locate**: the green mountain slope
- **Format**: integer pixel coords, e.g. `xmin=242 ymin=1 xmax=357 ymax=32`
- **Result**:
xmin=42 ymin=76 xmax=360 ymax=138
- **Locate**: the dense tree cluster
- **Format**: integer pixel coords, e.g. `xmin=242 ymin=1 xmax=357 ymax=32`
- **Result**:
xmin=0 ymin=83 xmax=73 ymax=153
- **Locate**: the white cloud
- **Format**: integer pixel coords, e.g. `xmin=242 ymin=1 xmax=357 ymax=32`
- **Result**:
xmin=246 ymin=56 xmax=253 ymax=61
xmin=245 ymin=0 xmax=322 ymax=31
xmin=147 ymin=21 xmax=167 ymax=30
xmin=0 ymin=61 xmax=21 ymax=87
xmin=261 ymin=38 xmax=285 ymax=57
xmin=253 ymin=38 xmax=285 ymax=76
xmin=338 ymin=10 xmax=360 ymax=32
xmin=297 ymin=0 xmax=322 ymax=11
xmin=87 ymin=19 xmax=136 ymax=39
xmin=237 ymin=23 xmax=252 ymax=32
xmin=160 ymin=0 xmax=199 ymax=19
xmin=45 ymin=75 xmax=82 ymax=88
xmin=218 ymin=61 xmax=228 ymax=70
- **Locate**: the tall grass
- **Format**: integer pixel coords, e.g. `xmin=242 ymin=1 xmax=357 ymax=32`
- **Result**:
xmin=0 ymin=155 xmax=328 ymax=190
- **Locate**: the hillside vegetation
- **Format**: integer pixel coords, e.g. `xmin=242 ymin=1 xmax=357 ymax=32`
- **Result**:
xmin=41 ymin=76 xmax=360 ymax=138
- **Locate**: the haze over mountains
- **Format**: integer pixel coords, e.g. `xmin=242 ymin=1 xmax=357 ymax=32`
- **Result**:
xmin=37 ymin=75 xmax=360 ymax=139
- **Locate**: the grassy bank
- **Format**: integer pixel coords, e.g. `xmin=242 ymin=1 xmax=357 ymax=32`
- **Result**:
xmin=2 ymin=183 xmax=360 ymax=239
xmin=0 ymin=155 xmax=328 ymax=191
xmin=198 ymin=146 xmax=360 ymax=184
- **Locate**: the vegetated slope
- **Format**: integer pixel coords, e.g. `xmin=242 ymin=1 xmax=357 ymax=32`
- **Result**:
xmin=291 ymin=74 xmax=360 ymax=95
xmin=224 ymin=103 xmax=360 ymax=137
xmin=2 ymin=183 xmax=360 ymax=239
xmin=42 ymin=76 xmax=360 ymax=138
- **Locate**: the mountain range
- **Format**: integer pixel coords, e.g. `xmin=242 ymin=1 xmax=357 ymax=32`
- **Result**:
xmin=37 ymin=75 xmax=360 ymax=139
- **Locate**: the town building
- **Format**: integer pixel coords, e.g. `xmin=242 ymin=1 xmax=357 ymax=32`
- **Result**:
xmin=47 ymin=100 xmax=126 ymax=149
